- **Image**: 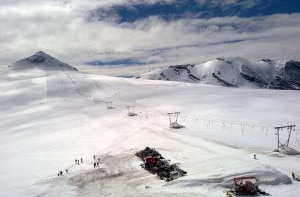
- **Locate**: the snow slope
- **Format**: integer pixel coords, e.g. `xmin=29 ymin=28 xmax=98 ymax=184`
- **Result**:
xmin=139 ymin=57 xmax=300 ymax=90
xmin=0 ymin=52 xmax=300 ymax=196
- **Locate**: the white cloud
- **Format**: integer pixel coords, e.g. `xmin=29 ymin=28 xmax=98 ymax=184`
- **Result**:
xmin=0 ymin=0 xmax=299 ymax=76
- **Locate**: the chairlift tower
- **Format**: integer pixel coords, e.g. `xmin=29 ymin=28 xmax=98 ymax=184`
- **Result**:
xmin=106 ymin=102 xmax=113 ymax=109
xmin=274 ymin=125 xmax=296 ymax=148
xmin=167 ymin=112 xmax=185 ymax=129
xmin=127 ymin=106 xmax=137 ymax=116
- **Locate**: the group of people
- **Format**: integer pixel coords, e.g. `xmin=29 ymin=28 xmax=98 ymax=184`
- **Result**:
xmin=93 ymin=155 xmax=101 ymax=168
xmin=57 ymin=155 xmax=102 ymax=176
xmin=57 ymin=169 xmax=68 ymax=176
xmin=57 ymin=157 xmax=83 ymax=176
xmin=75 ymin=158 xmax=83 ymax=165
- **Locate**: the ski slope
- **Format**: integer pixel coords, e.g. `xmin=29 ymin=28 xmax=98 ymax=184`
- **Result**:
xmin=0 ymin=56 xmax=300 ymax=196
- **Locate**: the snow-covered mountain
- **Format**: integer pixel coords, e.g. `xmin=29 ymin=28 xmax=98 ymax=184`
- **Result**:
xmin=139 ymin=57 xmax=300 ymax=90
xmin=1 ymin=52 xmax=300 ymax=196
xmin=9 ymin=51 xmax=78 ymax=71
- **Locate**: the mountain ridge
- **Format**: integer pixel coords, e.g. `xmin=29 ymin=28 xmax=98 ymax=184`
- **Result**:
xmin=138 ymin=57 xmax=300 ymax=90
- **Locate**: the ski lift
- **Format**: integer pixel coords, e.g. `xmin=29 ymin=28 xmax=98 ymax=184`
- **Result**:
xmin=167 ymin=112 xmax=185 ymax=129
xmin=106 ymin=102 xmax=113 ymax=109
xmin=274 ymin=125 xmax=296 ymax=149
xmin=127 ymin=106 xmax=137 ymax=116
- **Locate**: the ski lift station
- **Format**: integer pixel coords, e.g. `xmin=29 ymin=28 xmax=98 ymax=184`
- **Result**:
xmin=167 ymin=112 xmax=185 ymax=129
xmin=127 ymin=106 xmax=137 ymax=116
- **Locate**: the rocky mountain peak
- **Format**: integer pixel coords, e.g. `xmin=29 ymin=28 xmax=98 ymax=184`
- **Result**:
xmin=26 ymin=51 xmax=53 ymax=64
xmin=11 ymin=51 xmax=78 ymax=71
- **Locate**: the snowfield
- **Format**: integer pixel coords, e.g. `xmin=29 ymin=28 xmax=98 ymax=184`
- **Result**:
xmin=0 ymin=53 xmax=300 ymax=196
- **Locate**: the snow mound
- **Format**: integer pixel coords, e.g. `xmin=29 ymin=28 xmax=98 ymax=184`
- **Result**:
xmin=10 ymin=51 xmax=78 ymax=71
xmin=273 ymin=145 xmax=300 ymax=155
xmin=168 ymin=167 xmax=292 ymax=191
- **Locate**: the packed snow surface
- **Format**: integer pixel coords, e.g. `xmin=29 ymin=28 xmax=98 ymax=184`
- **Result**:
xmin=0 ymin=53 xmax=300 ymax=196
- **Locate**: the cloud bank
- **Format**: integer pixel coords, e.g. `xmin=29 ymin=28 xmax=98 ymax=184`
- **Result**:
xmin=0 ymin=0 xmax=299 ymax=75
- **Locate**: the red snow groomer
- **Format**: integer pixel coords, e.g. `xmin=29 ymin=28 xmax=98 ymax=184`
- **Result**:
xmin=225 ymin=176 xmax=270 ymax=197
xmin=143 ymin=156 xmax=161 ymax=174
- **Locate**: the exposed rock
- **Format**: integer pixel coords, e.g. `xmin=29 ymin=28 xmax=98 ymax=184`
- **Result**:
xmin=240 ymin=65 xmax=268 ymax=88
xmin=158 ymin=73 xmax=170 ymax=81
xmin=271 ymin=61 xmax=300 ymax=90
xmin=212 ymin=73 xmax=237 ymax=87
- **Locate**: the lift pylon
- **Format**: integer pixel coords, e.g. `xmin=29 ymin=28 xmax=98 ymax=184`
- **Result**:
xmin=274 ymin=125 xmax=296 ymax=148
xmin=167 ymin=112 xmax=185 ymax=129
xmin=127 ymin=106 xmax=137 ymax=116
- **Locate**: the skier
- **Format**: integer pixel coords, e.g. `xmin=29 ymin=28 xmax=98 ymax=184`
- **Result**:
xmin=66 ymin=169 xmax=68 ymax=174
xmin=98 ymin=158 xmax=100 ymax=163
xmin=254 ymin=154 xmax=257 ymax=160
xmin=94 ymin=162 xmax=96 ymax=168
xmin=97 ymin=162 xmax=99 ymax=167
xmin=93 ymin=155 xmax=96 ymax=160
xmin=75 ymin=159 xmax=77 ymax=164
xmin=59 ymin=171 xmax=63 ymax=176
xmin=81 ymin=158 xmax=83 ymax=163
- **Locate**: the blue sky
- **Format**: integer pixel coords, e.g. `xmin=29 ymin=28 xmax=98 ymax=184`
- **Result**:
xmin=0 ymin=0 xmax=300 ymax=75
xmin=91 ymin=0 xmax=300 ymax=23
